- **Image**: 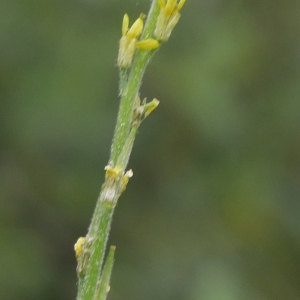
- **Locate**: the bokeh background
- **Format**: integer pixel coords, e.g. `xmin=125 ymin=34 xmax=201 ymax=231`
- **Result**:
xmin=1 ymin=0 xmax=300 ymax=299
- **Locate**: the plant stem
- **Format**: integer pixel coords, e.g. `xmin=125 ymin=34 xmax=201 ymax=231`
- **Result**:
xmin=96 ymin=246 xmax=116 ymax=300
xmin=76 ymin=1 xmax=160 ymax=299
xmin=110 ymin=1 xmax=160 ymax=165
xmin=77 ymin=198 xmax=114 ymax=299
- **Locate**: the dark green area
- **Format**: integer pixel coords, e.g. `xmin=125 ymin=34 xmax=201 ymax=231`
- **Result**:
xmin=1 ymin=0 xmax=300 ymax=299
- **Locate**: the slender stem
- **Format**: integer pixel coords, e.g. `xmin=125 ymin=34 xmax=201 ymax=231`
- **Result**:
xmin=119 ymin=68 xmax=128 ymax=95
xmin=77 ymin=198 xmax=115 ymax=299
xmin=96 ymin=246 xmax=116 ymax=300
xmin=116 ymin=124 xmax=138 ymax=169
xmin=76 ymin=0 xmax=190 ymax=295
xmin=140 ymin=0 xmax=160 ymax=40
xmin=76 ymin=1 xmax=161 ymax=299
xmin=75 ymin=0 xmax=187 ymax=293
xmin=110 ymin=1 xmax=160 ymax=165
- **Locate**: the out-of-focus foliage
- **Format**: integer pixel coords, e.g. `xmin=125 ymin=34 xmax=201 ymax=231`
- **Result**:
xmin=1 ymin=0 xmax=300 ymax=299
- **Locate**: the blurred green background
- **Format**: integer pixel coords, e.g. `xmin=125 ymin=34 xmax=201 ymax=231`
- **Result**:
xmin=1 ymin=0 xmax=300 ymax=299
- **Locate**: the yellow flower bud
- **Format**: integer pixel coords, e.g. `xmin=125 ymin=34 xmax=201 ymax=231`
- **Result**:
xmin=135 ymin=38 xmax=160 ymax=50
xmin=118 ymin=14 xmax=145 ymax=68
xmin=154 ymin=0 xmax=187 ymax=41
xmin=74 ymin=237 xmax=86 ymax=258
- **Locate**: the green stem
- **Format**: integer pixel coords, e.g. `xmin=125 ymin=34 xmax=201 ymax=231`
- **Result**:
xmin=110 ymin=1 xmax=160 ymax=165
xmin=119 ymin=68 xmax=128 ymax=95
xmin=110 ymin=51 xmax=151 ymax=164
xmin=76 ymin=1 xmax=161 ymax=299
xmin=77 ymin=198 xmax=114 ymax=299
xmin=96 ymin=246 xmax=116 ymax=300
xmin=116 ymin=124 xmax=138 ymax=169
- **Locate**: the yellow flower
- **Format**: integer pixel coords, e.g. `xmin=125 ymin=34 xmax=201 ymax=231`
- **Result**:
xmin=135 ymin=38 xmax=160 ymax=50
xmin=104 ymin=165 xmax=123 ymax=179
xmin=123 ymin=13 xmax=144 ymax=39
xmin=118 ymin=14 xmax=145 ymax=68
xmin=154 ymin=0 xmax=186 ymax=41
xmin=122 ymin=169 xmax=133 ymax=189
xmin=143 ymin=98 xmax=160 ymax=118
xmin=74 ymin=237 xmax=86 ymax=258
xmin=118 ymin=14 xmax=160 ymax=68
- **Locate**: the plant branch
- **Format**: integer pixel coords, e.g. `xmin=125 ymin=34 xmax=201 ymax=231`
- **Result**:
xmin=76 ymin=1 xmax=160 ymax=299
xmin=75 ymin=0 xmax=186 ymax=298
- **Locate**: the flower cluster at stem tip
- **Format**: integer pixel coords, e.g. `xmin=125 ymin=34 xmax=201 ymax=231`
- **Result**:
xmin=155 ymin=0 xmax=187 ymax=41
xmin=117 ymin=0 xmax=186 ymax=68
xmin=118 ymin=14 xmax=159 ymax=68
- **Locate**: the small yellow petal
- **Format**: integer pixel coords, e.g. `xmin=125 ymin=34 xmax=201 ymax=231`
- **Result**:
xmin=135 ymin=38 xmax=160 ymax=50
xmin=104 ymin=165 xmax=123 ymax=178
xmin=144 ymin=99 xmax=159 ymax=118
xmin=164 ymin=13 xmax=181 ymax=39
xmin=74 ymin=237 xmax=86 ymax=258
xmin=122 ymin=14 xmax=129 ymax=36
xmin=123 ymin=169 xmax=133 ymax=186
xmin=177 ymin=0 xmax=187 ymax=11
xmin=120 ymin=169 xmax=133 ymax=194
xmin=127 ymin=14 xmax=145 ymax=38
xmin=157 ymin=0 xmax=166 ymax=9
xmin=165 ymin=0 xmax=177 ymax=16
